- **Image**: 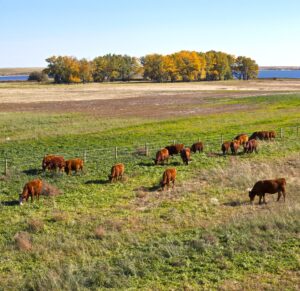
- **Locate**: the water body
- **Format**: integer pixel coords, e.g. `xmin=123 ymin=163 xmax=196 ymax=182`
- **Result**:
xmin=0 ymin=75 xmax=29 ymax=81
xmin=258 ymin=70 xmax=300 ymax=79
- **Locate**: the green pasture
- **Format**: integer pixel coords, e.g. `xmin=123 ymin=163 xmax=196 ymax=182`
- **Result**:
xmin=0 ymin=93 xmax=299 ymax=290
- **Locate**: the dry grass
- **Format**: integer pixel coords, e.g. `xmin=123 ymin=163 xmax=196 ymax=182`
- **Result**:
xmin=27 ymin=219 xmax=44 ymax=233
xmin=14 ymin=231 xmax=32 ymax=251
xmin=0 ymin=67 xmax=44 ymax=76
xmin=41 ymin=182 xmax=62 ymax=196
xmin=94 ymin=226 xmax=106 ymax=240
xmin=51 ymin=210 xmax=69 ymax=222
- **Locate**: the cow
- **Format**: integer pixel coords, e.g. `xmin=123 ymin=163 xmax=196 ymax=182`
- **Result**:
xmin=165 ymin=144 xmax=184 ymax=156
xmin=234 ymin=134 xmax=249 ymax=145
xmin=154 ymin=148 xmax=169 ymax=165
xmin=180 ymin=147 xmax=191 ymax=165
xmin=65 ymin=158 xmax=84 ymax=175
xmin=250 ymin=131 xmax=275 ymax=141
xmin=243 ymin=139 xmax=258 ymax=153
xmin=19 ymin=179 xmax=43 ymax=205
xmin=108 ymin=163 xmax=125 ymax=182
xmin=161 ymin=168 xmax=177 ymax=191
xmin=191 ymin=142 xmax=204 ymax=153
xmin=221 ymin=141 xmax=231 ymax=155
xmin=269 ymin=130 xmax=276 ymax=140
xmin=230 ymin=140 xmax=240 ymax=155
xmin=248 ymin=178 xmax=286 ymax=205
xmin=42 ymin=155 xmax=65 ymax=172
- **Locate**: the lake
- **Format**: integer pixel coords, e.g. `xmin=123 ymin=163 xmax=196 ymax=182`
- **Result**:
xmin=0 ymin=75 xmax=29 ymax=81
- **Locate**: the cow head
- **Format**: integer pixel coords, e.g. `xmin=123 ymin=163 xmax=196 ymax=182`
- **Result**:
xmin=248 ymin=189 xmax=255 ymax=204
xmin=108 ymin=174 xmax=112 ymax=182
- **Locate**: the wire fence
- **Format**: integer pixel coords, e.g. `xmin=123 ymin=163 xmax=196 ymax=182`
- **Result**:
xmin=1 ymin=125 xmax=299 ymax=176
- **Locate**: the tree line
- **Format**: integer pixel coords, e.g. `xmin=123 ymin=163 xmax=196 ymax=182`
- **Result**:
xmin=42 ymin=50 xmax=258 ymax=84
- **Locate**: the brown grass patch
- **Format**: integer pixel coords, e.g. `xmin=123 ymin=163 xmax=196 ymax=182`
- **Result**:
xmin=27 ymin=219 xmax=44 ymax=233
xmin=14 ymin=231 xmax=32 ymax=251
xmin=51 ymin=210 xmax=69 ymax=222
xmin=41 ymin=182 xmax=62 ymax=196
xmin=94 ymin=226 xmax=106 ymax=240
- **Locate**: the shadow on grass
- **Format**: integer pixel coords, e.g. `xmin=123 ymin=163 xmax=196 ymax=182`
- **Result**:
xmin=23 ymin=168 xmax=43 ymax=176
xmin=134 ymin=185 xmax=161 ymax=193
xmin=223 ymin=200 xmax=249 ymax=207
xmin=1 ymin=200 xmax=19 ymax=206
xmin=85 ymin=179 xmax=109 ymax=185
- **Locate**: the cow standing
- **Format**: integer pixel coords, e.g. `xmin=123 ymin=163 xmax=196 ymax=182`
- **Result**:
xmin=154 ymin=148 xmax=169 ymax=165
xmin=108 ymin=163 xmax=125 ymax=182
xmin=249 ymin=178 xmax=286 ymax=204
xmin=161 ymin=168 xmax=176 ymax=191
xmin=222 ymin=141 xmax=231 ymax=155
xmin=191 ymin=142 xmax=204 ymax=153
xmin=235 ymin=134 xmax=249 ymax=146
xmin=65 ymin=158 xmax=84 ymax=175
xmin=165 ymin=144 xmax=184 ymax=156
xmin=42 ymin=155 xmax=65 ymax=173
xmin=230 ymin=140 xmax=240 ymax=155
xmin=244 ymin=139 xmax=258 ymax=153
xmin=180 ymin=148 xmax=191 ymax=165
xmin=19 ymin=179 xmax=43 ymax=205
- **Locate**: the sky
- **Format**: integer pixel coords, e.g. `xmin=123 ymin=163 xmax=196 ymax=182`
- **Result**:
xmin=0 ymin=0 xmax=300 ymax=67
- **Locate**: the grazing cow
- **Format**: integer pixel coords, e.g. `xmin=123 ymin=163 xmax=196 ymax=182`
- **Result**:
xmin=222 ymin=141 xmax=231 ymax=155
xmin=244 ymin=139 xmax=258 ymax=153
xmin=235 ymin=134 xmax=249 ymax=145
xmin=154 ymin=148 xmax=169 ymax=165
xmin=191 ymin=142 xmax=204 ymax=153
xmin=180 ymin=148 xmax=191 ymax=165
xmin=161 ymin=168 xmax=176 ymax=190
xmin=230 ymin=140 xmax=240 ymax=155
xmin=19 ymin=179 xmax=43 ymax=205
xmin=165 ymin=144 xmax=184 ymax=156
xmin=65 ymin=158 xmax=84 ymax=175
xmin=250 ymin=131 xmax=275 ymax=141
xmin=248 ymin=178 xmax=286 ymax=204
xmin=108 ymin=163 xmax=125 ymax=182
xmin=42 ymin=155 xmax=65 ymax=172
xmin=269 ymin=130 xmax=276 ymax=140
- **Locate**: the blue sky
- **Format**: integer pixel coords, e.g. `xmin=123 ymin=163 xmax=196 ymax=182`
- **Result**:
xmin=1 ymin=0 xmax=299 ymax=67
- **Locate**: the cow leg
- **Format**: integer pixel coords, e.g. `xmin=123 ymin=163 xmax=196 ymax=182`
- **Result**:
xmin=259 ymin=195 xmax=262 ymax=205
xmin=282 ymin=190 xmax=286 ymax=202
xmin=263 ymin=194 xmax=267 ymax=204
xmin=172 ymin=179 xmax=175 ymax=189
xmin=277 ymin=191 xmax=282 ymax=202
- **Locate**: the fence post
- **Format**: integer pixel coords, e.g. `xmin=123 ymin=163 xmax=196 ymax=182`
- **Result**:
xmin=173 ymin=140 xmax=176 ymax=145
xmin=83 ymin=150 xmax=87 ymax=163
xmin=297 ymin=126 xmax=299 ymax=137
xmin=4 ymin=159 xmax=8 ymax=176
xmin=145 ymin=143 xmax=149 ymax=156
xmin=115 ymin=146 xmax=118 ymax=160
xmin=221 ymin=134 xmax=224 ymax=144
xmin=280 ymin=128 xmax=283 ymax=139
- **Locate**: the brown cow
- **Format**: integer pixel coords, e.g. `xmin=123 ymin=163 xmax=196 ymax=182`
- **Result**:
xmin=249 ymin=178 xmax=286 ymax=204
xmin=243 ymin=139 xmax=258 ymax=153
xmin=42 ymin=155 xmax=65 ymax=172
xmin=222 ymin=141 xmax=231 ymax=155
xmin=154 ymin=148 xmax=169 ymax=165
xmin=269 ymin=130 xmax=276 ymax=140
xmin=230 ymin=140 xmax=240 ymax=155
xmin=235 ymin=134 xmax=249 ymax=145
xmin=161 ymin=168 xmax=176 ymax=190
xmin=250 ymin=131 xmax=275 ymax=141
xmin=191 ymin=142 xmax=204 ymax=153
xmin=65 ymin=158 xmax=84 ymax=175
xmin=108 ymin=163 xmax=125 ymax=182
xmin=180 ymin=148 xmax=191 ymax=165
xmin=165 ymin=144 xmax=184 ymax=156
xmin=19 ymin=179 xmax=43 ymax=205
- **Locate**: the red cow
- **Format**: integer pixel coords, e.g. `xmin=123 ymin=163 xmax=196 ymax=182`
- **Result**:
xmin=108 ymin=163 xmax=125 ymax=182
xmin=19 ymin=179 xmax=43 ymax=205
xmin=180 ymin=148 xmax=191 ymax=165
xmin=161 ymin=168 xmax=177 ymax=190
xmin=249 ymin=178 xmax=286 ymax=204
xmin=191 ymin=142 xmax=204 ymax=153
xmin=65 ymin=158 xmax=84 ymax=175
xmin=230 ymin=140 xmax=240 ymax=155
xmin=42 ymin=155 xmax=65 ymax=172
xmin=221 ymin=141 xmax=231 ymax=155
xmin=235 ymin=134 xmax=249 ymax=145
xmin=154 ymin=148 xmax=169 ymax=165
xmin=244 ymin=139 xmax=258 ymax=153
xmin=165 ymin=144 xmax=184 ymax=156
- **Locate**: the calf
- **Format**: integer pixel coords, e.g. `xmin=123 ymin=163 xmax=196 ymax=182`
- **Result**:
xmin=244 ymin=139 xmax=258 ymax=153
xmin=65 ymin=158 xmax=84 ymax=175
xmin=235 ymin=134 xmax=249 ymax=145
xmin=42 ymin=155 xmax=65 ymax=172
xmin=154 ymin=148 xmax=169 ymax=165
xmin=230 ymin=140 xmax=240 ymax=155
xmin=161 ymin=168 xmax=176 ymax=191
xmin=191 ymin=142 xmax=204 ymax=153
xmin=249 ymin=178 xmax=286 ymax=204
xmin=108 ymin=163 xmax=125 ymax=182
xmin=165 ymin=144 xmax=184 ymax=156
xmin=180 ymin=148 xmax=191 ymax=165
xmin=19 ymin=179 xmax=43 ymax=205
xmin=221 ymin=141 xmax=231 ymax=155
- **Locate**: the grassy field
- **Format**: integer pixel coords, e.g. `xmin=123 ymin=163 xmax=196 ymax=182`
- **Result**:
xmin=0 ymin=67 xmax=44 ymax=76
xmin=0 ymin=83 xmax=300 ymax=290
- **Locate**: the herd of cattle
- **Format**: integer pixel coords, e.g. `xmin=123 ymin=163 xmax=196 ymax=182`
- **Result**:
xmin=19 ymin=130 xmax=287 ymax=206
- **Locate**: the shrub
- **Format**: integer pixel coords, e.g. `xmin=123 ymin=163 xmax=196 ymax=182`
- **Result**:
xmin=28 ymin=71 xmax=49 ymax=82
xmin=14 ymin=231 xmax=32 ymax=251
xmin=27 ymin=219 xmax=44 ymax=233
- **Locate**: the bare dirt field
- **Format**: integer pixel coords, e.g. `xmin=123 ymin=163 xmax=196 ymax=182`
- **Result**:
xmin=0 ymin=79 xmax=299 ymax=118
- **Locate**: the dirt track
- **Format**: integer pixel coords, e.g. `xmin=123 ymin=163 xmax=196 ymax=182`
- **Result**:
xmin=0 ymin=80 xmax=299 ymax=118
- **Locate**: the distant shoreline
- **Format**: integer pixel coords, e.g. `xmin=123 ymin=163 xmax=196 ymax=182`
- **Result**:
xmin=259 ymin=66 xmax=300 ymax=70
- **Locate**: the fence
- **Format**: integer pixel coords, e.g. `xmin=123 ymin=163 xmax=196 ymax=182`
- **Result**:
xmin=1 ymin=125 xmax=299 ymax=176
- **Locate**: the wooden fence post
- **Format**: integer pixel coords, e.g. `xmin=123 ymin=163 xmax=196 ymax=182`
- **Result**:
xmin=173 ymin=140 xmax=176 ymax=145
xmin=280 ymin=128 xmax=283 ymax=138
xmin=221 ymin=134 xmax=223 ymax=144
xmin=145 ymin=143 xmax=149 ymax=156
xmin=115 ymin=146 xmax=118 ymax=160
xmin=297 ymin=126 xmax=299 ymax=137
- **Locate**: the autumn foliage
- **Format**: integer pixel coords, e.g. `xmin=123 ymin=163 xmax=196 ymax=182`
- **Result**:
xmin=44 ymin=51 xmax=258 ymax=83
